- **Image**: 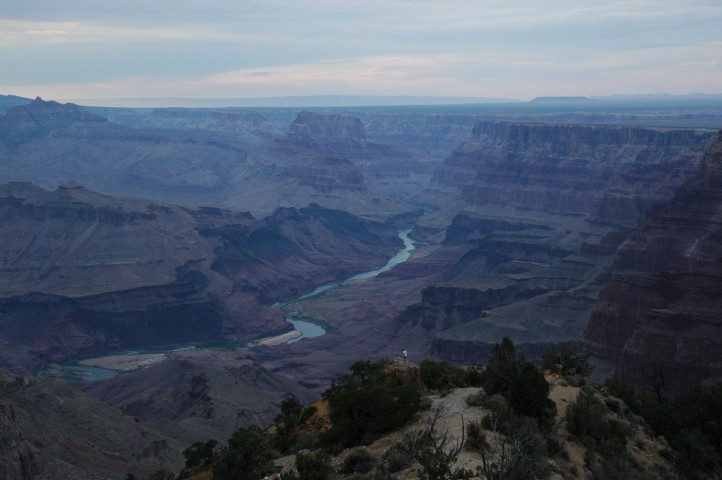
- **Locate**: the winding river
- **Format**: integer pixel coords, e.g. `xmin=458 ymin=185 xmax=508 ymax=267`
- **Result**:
xmin=49 ymin=228 xmax=416 ymax=380
xmin=279 ymin=228 xmax=415 ymax=343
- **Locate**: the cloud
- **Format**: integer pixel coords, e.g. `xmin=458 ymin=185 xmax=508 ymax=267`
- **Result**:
xmin=1 ymin=0 xmax=721 ymax=100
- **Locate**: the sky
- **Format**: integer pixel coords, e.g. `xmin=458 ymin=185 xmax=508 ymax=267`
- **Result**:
xmin=2 ymin=0 xmax=722 ymax=105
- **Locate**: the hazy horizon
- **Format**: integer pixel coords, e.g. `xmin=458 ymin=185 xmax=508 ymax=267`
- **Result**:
xmin=2 ymin=1 xmax=722 ymax=103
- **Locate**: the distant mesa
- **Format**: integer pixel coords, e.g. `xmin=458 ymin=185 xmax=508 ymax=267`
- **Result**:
xmin=530 ymin=96 xmax=595 ymax=102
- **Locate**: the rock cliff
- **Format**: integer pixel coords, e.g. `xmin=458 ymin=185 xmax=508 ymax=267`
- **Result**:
xmin=583 ymin=131 xmax=722 ymax=396
xmin=379 ymin=122 xmax=717 ymax=363
xmin=248 ymin=112 xmax=367 ymax=191
xmin=80 ymin=354 xmax=316 ymax=447
xmin=437 ymin=121 xmax=715 ymax=218
xmin=97 ymin=106 xmax=278 ymax=144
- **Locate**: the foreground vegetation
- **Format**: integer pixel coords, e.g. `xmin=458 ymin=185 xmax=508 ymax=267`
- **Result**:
xmin=133 ymin=337 xmax=722 ymax=480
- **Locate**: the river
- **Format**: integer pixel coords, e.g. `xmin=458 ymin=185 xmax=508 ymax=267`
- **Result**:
xmin=279 ymin=228 xmax=415 ymax=343
xmin=48 ymin=228 xmax=416 ymax=380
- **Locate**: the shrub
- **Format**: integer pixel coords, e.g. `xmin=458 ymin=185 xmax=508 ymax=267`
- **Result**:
xmin=465 ymin=390 xmax=484 ymax=407
xmin=465 ymin=419 xmax=485 ymax=452
xmin=321 ymin=360 xmax=423 ymax=449
xmin=148 ymin=470 xmax=175 ymax=480
xmin=213 ymin=426 xmax=274 ymax=480
xmin=398 ymin=405 xmax=465 ymax=480
xmin=342 ymin=448 xmax=375 ymax=474
xmin=476 ymin=396 xmax=551 ymax=480
xmin=183 ymin=439 xmax=218 ymax=468
xmin=384 ymin=444 xmax=414 ymax=473
xmin=541 ymin=347 xmax=560 ymax=374
xmin=419 ymin=360 xmax=468 ymax=391
xmin=272 ymin=395 xmax=317 ymax=453
xmin=509 ymin=361 xmax=556 ymax=425
xmin=565 ymin=390 xmax=625 ymax=450
xmin=484 ymin=337 xmax=556 ymax=426
xmin=462 ymin=367 xmax=484 ymax=387
xmin=295 ymin=451 xmax=331 ymax=480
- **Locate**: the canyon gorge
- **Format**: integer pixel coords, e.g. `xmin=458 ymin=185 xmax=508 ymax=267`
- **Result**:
xmin=1 ymin=94 xmax=721 ymax=478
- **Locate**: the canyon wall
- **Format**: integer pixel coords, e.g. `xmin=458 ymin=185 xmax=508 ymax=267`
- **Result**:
xmin=583 ymin=131 xmax=722 ymax=396
xmin=388 ymin=122 xmax=717 ymax=363
xmin=0 ymin=182 xmax=402 ymax=373
xmin=437 ymin=121 xmax=715 ymax=217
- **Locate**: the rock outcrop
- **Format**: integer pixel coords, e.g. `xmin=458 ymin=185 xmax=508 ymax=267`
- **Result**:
xmin=0 ymin=284 xmax=225 ymax=374
xmin=97 ymin=106 xmax=278 ymax=144
xmin=0 ymin=94 xmax=31 ymax=115
xmin=227 ymin=111 xmax=437 ymax=218
xmin=249 ymin=112 xmax=367 ymax=191
xmin=583 ymin=131 xmax=722 ymax=396
xmin=437 ymin=121 xmax=716 ymax=219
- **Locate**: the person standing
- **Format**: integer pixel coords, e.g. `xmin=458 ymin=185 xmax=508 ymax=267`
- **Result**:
xmin=402 ymin=349 xmax=408 ymax=365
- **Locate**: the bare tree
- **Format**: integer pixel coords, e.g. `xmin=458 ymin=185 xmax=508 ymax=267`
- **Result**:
xmin=398 ymin=405 xmax=465 ymax=480
xmin=643 ymin=361 xmax=668 ymax=403
xmin=475 ymin=395 xmax=553 ymax=480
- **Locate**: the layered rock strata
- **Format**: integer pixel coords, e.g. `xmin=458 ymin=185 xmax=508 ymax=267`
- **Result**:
xmin=249 ymin=112 xmax=367 ymax=191
xmin=583 ymin=131 xmax=722 ymax=396
xmin=437 ymin=121 xmax=716 ymax=217
xmin=385 ymin=123 xmax=717 ymax=363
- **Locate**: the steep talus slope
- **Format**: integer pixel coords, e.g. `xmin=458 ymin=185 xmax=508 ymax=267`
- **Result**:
xmin=0 ymin=100 xmax=456 ymax=219
xmin=0 ymin=181 xmax=221 ymax=297
xmin=356 ymin=112 xmax=479 ymax=160
xmin=0 ymin=182 xmax=245 ymax=374
xmin=583 ymin=131 xmax=722 ymax=396
xmin=0 ymin=368 xmax=184 ymax=480
xmin=0 ymin=94 xmax=31 ymax=114
xmin=284 ymin=111 xmax=425 ymax=176
xmin=206 ymin=203 xmax=403 ymax=303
